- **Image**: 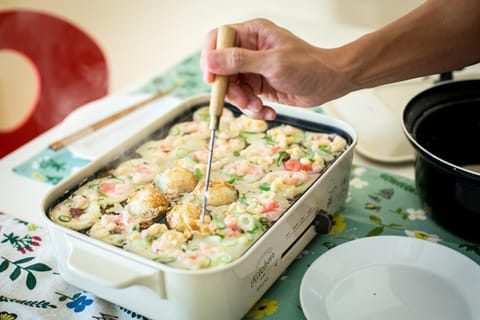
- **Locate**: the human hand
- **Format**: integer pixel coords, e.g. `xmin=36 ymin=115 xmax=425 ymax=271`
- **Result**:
xmin=200 ymin=18 xmax=350 ymax=120
xmin=202 ymin=3 xmax=480 ymax=121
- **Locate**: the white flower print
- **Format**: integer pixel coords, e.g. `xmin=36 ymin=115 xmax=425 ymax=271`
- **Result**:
xmin=353 ymin=167 xmax=366 ymax=176
xmin=406 ymin=208 xmax=427 ymax=221
xmin=32 ymin=156 xmax=50 ymax=170
xmin=350 ymin=177 xmax=368 ymax=189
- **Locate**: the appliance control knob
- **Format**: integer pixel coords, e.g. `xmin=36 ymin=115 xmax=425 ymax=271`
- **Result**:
xmin=313 ymin=209 xmax=333 ymax=234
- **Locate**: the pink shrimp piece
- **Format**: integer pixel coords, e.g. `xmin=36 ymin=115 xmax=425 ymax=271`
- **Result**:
xmin=222 ymin=160 xmax=264 ymax=182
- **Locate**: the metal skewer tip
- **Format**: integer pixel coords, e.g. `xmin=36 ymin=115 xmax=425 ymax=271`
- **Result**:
xmin=201 ymin=191 xmax=209 ymax=223
xmin=201 ymin=129 xmax=217 ymax=223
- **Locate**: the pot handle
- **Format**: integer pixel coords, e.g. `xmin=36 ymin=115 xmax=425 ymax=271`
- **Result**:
xmin=436 ymin=71 xmax=453 ymax=83
xmin=65 ymin=235 xmax=167 ymax=299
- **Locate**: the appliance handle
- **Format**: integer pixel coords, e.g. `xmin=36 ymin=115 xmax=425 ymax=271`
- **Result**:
xmin=65 ymin=235 xmax=167 ymax=299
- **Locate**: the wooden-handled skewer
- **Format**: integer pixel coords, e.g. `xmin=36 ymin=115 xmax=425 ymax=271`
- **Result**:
xmin=49 ymin=88 xmax=174 ymax=151
xmin=208 ymin=25 xmax=236 ymax=131
xmin=201 ymin=25 xmax=236 ymax=223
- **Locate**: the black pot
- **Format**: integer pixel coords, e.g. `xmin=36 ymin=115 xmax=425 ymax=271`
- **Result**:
xmin=402 ymin=79 xmax=480 ymax=243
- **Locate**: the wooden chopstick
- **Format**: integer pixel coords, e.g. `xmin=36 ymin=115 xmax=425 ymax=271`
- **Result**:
xmin=49 ymin=88 xmax=175 ymax=151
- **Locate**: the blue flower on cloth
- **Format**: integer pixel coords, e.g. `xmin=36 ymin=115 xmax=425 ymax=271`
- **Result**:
xmin=66 ymin=294 xmax=94 ymax=313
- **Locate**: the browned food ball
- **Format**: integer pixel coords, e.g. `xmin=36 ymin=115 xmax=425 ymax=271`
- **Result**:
xmin=126 ymin=185 xmax=169 ymax=228
xmin=154 ymin=166 xmax=198 ymax=194
xmin=193 ymin=178 xmax=238 ymax=206
xmin=166 ymin=203 xmax=212 ymax=238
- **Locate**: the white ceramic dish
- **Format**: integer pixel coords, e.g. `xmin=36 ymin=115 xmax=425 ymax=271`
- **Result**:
xmin=58 ymin=93 xmax=181 ymax=159
xmin=323 ymin=79 xmax=434 ymax=163
xmin=300 ymin=236 xmax=480 ymax=320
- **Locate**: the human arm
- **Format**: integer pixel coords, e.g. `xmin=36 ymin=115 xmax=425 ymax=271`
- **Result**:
xmin=339 ymin=0 xmax=480 ymax=90
xmin=200 ymin=0 xmax=480 ymax=119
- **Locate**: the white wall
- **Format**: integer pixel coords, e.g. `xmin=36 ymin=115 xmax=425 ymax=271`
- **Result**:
xmin=0 ymin=0 xmax=424 ymax=92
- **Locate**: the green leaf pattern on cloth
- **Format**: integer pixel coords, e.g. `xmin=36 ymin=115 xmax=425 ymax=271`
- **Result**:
xmin=12 ymin=148 xmax=90 ymax=186
xmin=243 ymin=165 xmax=480 ymax=320
xmin=0 ymin=213 xmax=150 ymax=319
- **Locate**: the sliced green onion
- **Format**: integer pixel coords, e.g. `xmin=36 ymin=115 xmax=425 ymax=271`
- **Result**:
xmin=265 ymin=135 xmax=274 ymax=145
xmin=131 ymin=239 xmax=150 ymax=250
xmin=233 ymin=150 xmax=240 ymax=157
xmin=175 ymin=148 xmax=189 ymax=158
xmin=110 ymin=177 xmax=125 ymax=184
xmin=238 ymin=214 xmax=257 ymax=232
xmin=237 ymin=134 xmax=248 ymax=143
xmin=58 ymin=215 xmax=72 ymax=222
xmin=194 ymin=168 xmax=203 ymax=180
xmin=259 ymin=216 xmax=269 ymax=225
xmin=155 ymin=256 xmax=176 ymax=264
xmin=243 ymin=233 xmax=256 ymax=241
xmin=239 ymin=130 xmax=258 ymax=135
xmin=80 ymin=201 xmax=89 ymax=210
xmin=295 ymin=182 xmax=305 ymax=188
xmin=275 ymin=150 xmax=288 ymax=166
xmin=222 ymin=238 xmax=238 ymax=247
xmin=218 ymin=255 xmax=233 ymax=264
xmin=259 ymin=183 xmax=271 ymax=191
xmin=320 ymin=145 xmax=331 ymax=153
xmin=239 ymin=193 xmax=248 ymax=205
xmin=169 ymin=126 xmax=181 ymax=136
xmin=214 ymin=217 xmax=226 ymax=229
xmin=302 ymin=149 xmax=315 ymax=161
xmin=88 ymin=183 xmax=99 ymax=190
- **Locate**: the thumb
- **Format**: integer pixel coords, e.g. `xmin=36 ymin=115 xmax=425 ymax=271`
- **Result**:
xmin=206 ymin=48 xmax=269 ymax=76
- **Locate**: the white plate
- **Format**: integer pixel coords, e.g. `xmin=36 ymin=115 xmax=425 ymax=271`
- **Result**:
xmin=58 ymin=93 xmax=181 ymax=159
xmin=300 ymin=236 xmax=480 ymax=320
xmin=323 ymin=79 xmax=433 ymax=163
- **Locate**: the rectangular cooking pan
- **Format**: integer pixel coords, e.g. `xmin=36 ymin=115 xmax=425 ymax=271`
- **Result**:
xmin=42 ymin=95 xmax=357 ymax=320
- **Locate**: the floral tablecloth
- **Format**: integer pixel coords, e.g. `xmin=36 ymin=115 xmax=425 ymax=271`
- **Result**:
xmin=2 ymin=51 xmax=479 ymax=320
